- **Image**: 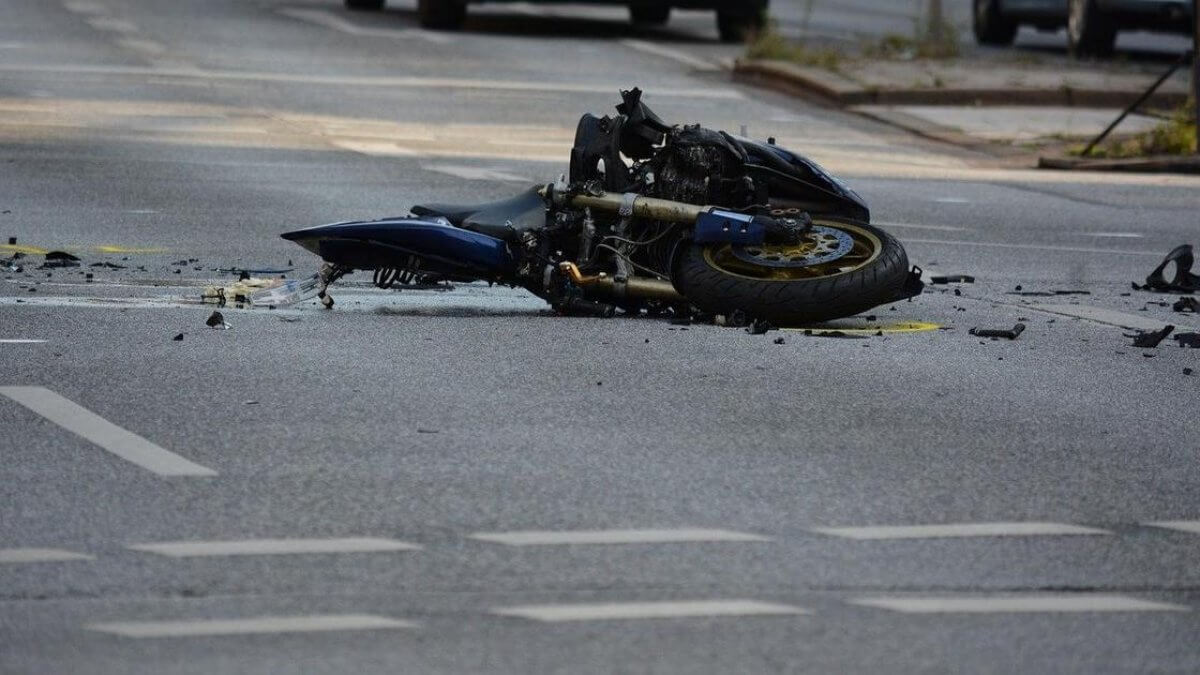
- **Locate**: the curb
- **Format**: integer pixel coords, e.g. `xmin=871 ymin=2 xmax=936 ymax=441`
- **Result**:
xmin=733 ymin=59 xmax=1190 ymax=108
xmin=1037 ymin=155 xmax=1200 ymax=173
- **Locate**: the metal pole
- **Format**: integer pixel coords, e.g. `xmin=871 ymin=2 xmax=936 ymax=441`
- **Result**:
xmin=1193 ymin=0 xmax=1199 ymax=152
xmin=928 ymin=0 xmax=943 ymax=43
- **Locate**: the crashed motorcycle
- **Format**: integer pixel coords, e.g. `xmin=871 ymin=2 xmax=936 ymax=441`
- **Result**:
xmin=282 ymin=89 xmax=922 ymax=325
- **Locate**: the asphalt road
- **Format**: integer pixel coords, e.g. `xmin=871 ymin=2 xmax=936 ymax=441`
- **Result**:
xmin=2 ymin=1 xmax=1200 ymax=673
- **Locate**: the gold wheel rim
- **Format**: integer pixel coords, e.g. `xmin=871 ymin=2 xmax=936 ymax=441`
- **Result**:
xmin=702 ymin=220 xmax=883 ymax=282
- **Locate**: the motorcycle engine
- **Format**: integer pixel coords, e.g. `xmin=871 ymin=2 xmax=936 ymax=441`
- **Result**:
xmin=646 ymin=125 xmax=758 ymax=209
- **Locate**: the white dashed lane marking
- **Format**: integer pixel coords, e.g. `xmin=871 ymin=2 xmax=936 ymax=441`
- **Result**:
xmin=1145 ymin=521 xmax=1200 ymax=535
xmin=493 ymin=600 xmax=807 ymax=622
xmin=470 ymin=528 xmax=771 ymax=546
xmin=0 ymin=548 xmax=94 ymax=563
xmin=86 ymin=614 xmax=416 ymax=638
xmin=128 ymin=537 xmax=421 ymax=557
xmin=0 ymin=386 xmax=216 ymax=477
xmin=0 ymin=339 xmax=46 ymax=344
xmin=850 ymin=595 xmax=1188 ymax=614
xmin=811 ymin=522 xmax=1111 ymax=540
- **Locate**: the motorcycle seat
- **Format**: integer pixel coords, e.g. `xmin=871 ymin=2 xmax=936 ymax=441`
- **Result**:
xmin=411 ymin=187 xmax=546 ymax=242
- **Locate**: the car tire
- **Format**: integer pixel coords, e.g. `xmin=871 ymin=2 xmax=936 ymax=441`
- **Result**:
xmin=630 ymin=5 xmax=671 ymax=25
xmin=972 ymin=0 xmax=1017 ymax=46
xmin=1068 ymin=0 xmax=1116 ymax=57
xmin=716 ymin=9 xmax=763 ymax=43
xmin=345 ymin=0 xmax=385 ymax=10
xmin=418 ymin=0 xmax=467 ymax=30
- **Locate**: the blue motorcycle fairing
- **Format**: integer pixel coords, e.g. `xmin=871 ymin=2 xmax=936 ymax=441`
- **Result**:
xmin=281 ymin=217 xmax=514 ymax=276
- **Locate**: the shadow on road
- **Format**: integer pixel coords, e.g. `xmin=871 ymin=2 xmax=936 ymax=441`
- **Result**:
xmin=373 ymin=7 xmax=717 ymax=44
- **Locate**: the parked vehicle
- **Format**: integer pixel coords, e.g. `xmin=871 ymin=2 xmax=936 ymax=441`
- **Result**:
xmin=281 ymin=89 xmax=922 ymax=325
xmin=973 ymin=0 xmax=1194 ymax=56
xmin=344 ymin=0 xmax=767 ymax=42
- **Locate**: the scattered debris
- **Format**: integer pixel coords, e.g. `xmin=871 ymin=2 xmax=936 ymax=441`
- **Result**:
xmin=205 ymin=311 xmax=230 ymax=330
xmin=1174 ymin=332 xmax=1200 ymax=348
xmin=218 ymin=266 xmax=294 ymax=276
xmin=1143 ymin=352 xmax=1157 ymax=358
xmin=803 ymin=329 xmax=867 ymax=339
xmin=39 ymin=251 xmax=80 ymax=269
xmin=1173 ymin=297 xmax=1199 ymax=313
xmin=747 ymin=319 xmax=775 ymax=335
xmin=172 ymin=333 xmax=184 ymax=341
xmin=1185 ymin=368 xmax=1195 ymax=376
xmin=929 ymin=274 xmax=975 ymax=284
xmin=1135 ymin=244 xmax=1200 ymax=293
xmin=417 ymin=428 xmax=439 ymax=434
xmin=244 ymin=400 xmax=259 ymax=405
xmin=1052 ymin=290 xmax=1091 ymax=296
xmin=89 ymin=262 xmax=126 ymax=269
xmin=969 ymin=323 xmax=1026 ymax=340
xmin=1126 ymin=325 xmax=1174 ymax=348
xmin=773 ymin=337 xmax=785 ymax=345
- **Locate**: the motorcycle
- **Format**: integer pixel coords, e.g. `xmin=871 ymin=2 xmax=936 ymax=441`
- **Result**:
xmin=281 ymin=88 xmax=923 ymax=325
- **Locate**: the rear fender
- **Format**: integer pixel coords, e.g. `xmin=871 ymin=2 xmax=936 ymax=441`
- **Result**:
xmin=281 ymin=218 xmax=514 ymax=277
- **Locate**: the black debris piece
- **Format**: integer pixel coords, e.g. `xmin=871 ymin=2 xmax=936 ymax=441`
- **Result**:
xmin=238 ymin=270 xmax=251 ymax=281
xmin=746 ymin=319 xmax=775 ymax=335
xmin=1053 ymin=290 xmax=1091 ymax=295
xmin=40 ymin=251 xmax=80 ymax=269
xmin=417 ymin=428 xmax=438 ymax=434
xmin=218 ymin=267 xmax=294 ymax=276
xmin=865 ymin=315 xmax=877 ymax=322
xmin=773 ymin=337 xmax=785 ymax=345
xmin=84 ymin=273 xmax=93 ymax=282
xmin=171 ymin=259 xmax=188 ymax=266
xmin=1173 ymin=297 xmax=1200 ymax=313
xmin=89 ymin=262 xmax=126 ymax=269
xmin=6 ymin=237 xmax=14 ymax=245
xmin=929 ymin=274 xmax=975 ymax=284
xmin=953 ymin=289 xmax=961 ymax=296
xmin=1174 ymin=332 xmax=1200 ymax=348
xmin=644 ymin=338 xmax=650 ymax=343
xmin=803 ymin=329 xmax=867 ymax=339
xmin=1015 ymin=285 xmax=1022 ymax=291
xmin=875 ymin=330 xmax=883 ymax=336
xmin=172 ymin=333 xmax=184 ymax=341
xmin=1185 ymin=368 xmax=1195 ymax=376
xmin=1143 ymin=352 xmax=1157 ymax=358
xmin=1139 ymin=244 xmax=1200 ymax=293
xmin=1125 ymin=325 xmax=1174 ymax=348
xmin=1006 ymin=291 xmax=1055 ymax=297
xmin=969 ymin=323 xmax=1026 ymax=340
xmin=205 ymin=311 xmax=229 ymax=329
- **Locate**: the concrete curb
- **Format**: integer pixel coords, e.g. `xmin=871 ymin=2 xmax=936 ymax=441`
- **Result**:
xmin=1037 ymin=155 xmax=1200 ymax=173
xmin=733 ymin=58 xmax=1190 ymax=108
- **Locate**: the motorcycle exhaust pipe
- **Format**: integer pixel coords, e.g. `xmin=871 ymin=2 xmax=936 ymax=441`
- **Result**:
xmin=559 ymin=262 xmax=683 ymax=303
xmin=541 ymin=185 xmax=707 ymax=224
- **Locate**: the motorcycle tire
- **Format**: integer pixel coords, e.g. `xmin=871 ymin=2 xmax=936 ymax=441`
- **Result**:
xmin=673 ymin=216 xmax=912 ymax=325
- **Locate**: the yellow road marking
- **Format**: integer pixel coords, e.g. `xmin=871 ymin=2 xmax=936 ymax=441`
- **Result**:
xmin=785 ymin=320 xmax=941 ymax=335
xmin=1 ymin=243 xmax=49 ymax=255
xmin=94 ymin=245 xmax=167 ymax=254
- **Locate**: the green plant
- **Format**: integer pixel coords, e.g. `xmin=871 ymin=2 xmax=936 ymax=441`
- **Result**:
xmin=745 ymin=21 xmax=844 ymax=70
xmin=1075 ymin=100 xmax=1197 ymax=158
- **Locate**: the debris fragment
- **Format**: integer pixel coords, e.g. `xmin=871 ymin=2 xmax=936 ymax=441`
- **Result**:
xmin=746 ymin=319 xmax=775 ymax=335
xmin=1173 ymin=297 xmax=1199 ymax=313
xmin=1053 ymin=290 xmax=1091 ymax=295
xmin=969 ymin=323 xmax=1026 ymax=340
xmin=172 ymin=333 xmax=184 ymax=341
xmin=773 ymin=337 xmax=785 ymax=345
xmin=1125 ymin=325 xmax=1173 ymax=348
xmin=803 ymin=329 xmax=867 ymax=339
xmin=1137 ymin=244 xmax=1200 ymax=293
xmin=205 ymin=311 xmax=230 ymax=330
xmin=929 ymin=274 xmax=975 ymax=284
xmin=218 ymin=266 xmax=294 ymax=276
xmin=1185 ymin=368 xmax=1195 ymax=376
xmin=89 ymin=262 xmax=126 ymax=269
xmin=1174 ymin=332 xmax=1200 ymax=348
xmin=417 ymin=428 xmax=438 ymax=434
xmin=39 ymin=251 xmax=80 ymax=269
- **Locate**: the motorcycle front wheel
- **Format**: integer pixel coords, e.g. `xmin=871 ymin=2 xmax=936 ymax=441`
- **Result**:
xmin=673 ymin=216 xmax=912 ymax=326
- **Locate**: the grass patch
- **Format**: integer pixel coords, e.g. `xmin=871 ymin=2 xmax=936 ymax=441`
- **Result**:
xmin=1076 ymin=102 xmax=1198 ymax=158
xmin=745 ymin=21 xmax=844 ymax=70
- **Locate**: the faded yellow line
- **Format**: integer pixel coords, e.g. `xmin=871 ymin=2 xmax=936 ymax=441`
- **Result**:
xmin=785 ymin=320 xmax=941 ymax=335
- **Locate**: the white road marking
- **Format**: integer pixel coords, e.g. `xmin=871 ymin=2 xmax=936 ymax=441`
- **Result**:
xmin=850 ymin=595 xmax=1188 ymax=614
xmin=1145 ymin=521 xmax=1200 ymax=535
xmin=278 ymin=7 xmax=450 ymax=44
xmin=1032 ymin=304 xmax=1196 ymax=332
xmin=811 ymin=522 xmax=1111 ymax=540
xmin=0 ymin=386 xmax=217 ymax=477
xmin=904 ymin=238 xmax=1165 ymax=257
xmin=619 ymin=39 xmax=720 ymax=71
xmin=934 ymin=197 xmax=971 ymax=203
xmin=0 ymin=339 xmax=47 ymax=344
xmin=423 ymin=164 xmax=530 ymax=182
xmin=1083 ymin=232 xmax=1144 ymax=238
xmin=873 ymin=221 xmax=968 ymax=232
xmin=85 ymin=17 xmax=138 ymax=33
xmin=0 ymin=64 xmax=746 ymax=99
xmin=470 ymin=528 xmax=771 ymax=546
xmin=330 ymin=139 xmax=418 ymax=157
xmin=0 ymin=548 xmax=94 ymax=563
xmin=128 ymin=537 xmax=421 ymax=557
xmin=115 ymin=38 xmax=166 ymax=55
xmin=86 ymin=614 xmax=415 ymax=638
xmin=493 ymin=600 xmax=807 ymax=622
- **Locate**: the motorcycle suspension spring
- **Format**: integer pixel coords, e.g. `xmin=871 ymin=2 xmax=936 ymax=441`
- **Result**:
xmin=373 ymin=256 xmax=422 ymax=289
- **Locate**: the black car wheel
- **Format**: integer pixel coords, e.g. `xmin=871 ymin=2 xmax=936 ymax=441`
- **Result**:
xmin=973 ymin=0 xmax=1017 ymax=45
xmin=1068 ymin=0 xmax=1116 ymax=57
xmin=418 ymin=0 xmax=467 ymax=30
xmin=716 ymin=10 xmax=764 ymax=43
xmin=630 ymin=5 xmax=671 ymax=25
xmin=345 ymin=0 xmax=384 ymax=10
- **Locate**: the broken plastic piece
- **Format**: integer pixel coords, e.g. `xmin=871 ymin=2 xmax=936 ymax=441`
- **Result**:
xmin=1140 ymin=244 xmax=1200 ymax=293
xmin=1174 ymin=332 xmax=1200 ymax=348
xmin=1125 ymin=325 xmax=1173 ymax=348
xmin=746 ymin=319 xmax=775 ymax=335
xmin=1173 ymin=297 xmax=1199 ymax=313
xmin=803 ymin=329 xmax=867 ymax=339
xmin=929 ymin=274 xmax=974 ymax=284
xmin=40 ymin=251 xmax=80 ymax=269
xmin=969 ymin=323 xmax=1026 ymax=340
xmin=205 ymin=311 xmax=230 ymax=330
